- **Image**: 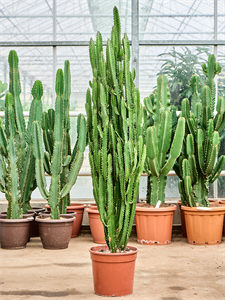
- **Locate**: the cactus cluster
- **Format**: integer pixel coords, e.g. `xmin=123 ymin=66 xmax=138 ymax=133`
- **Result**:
xmin=175 ymin=55 xmax=225 ymax=207
xmin=32 ymin=65 xmax=86 ymax=219
xmin=143 ymin=75 xmax=185 ymax=204
xmin=86 ymin=6 xmax=146 ymax=252
xmin=0 ymin=50 xmax=43 ymax=219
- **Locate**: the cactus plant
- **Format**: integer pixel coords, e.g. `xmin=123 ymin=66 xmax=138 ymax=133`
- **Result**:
xmin=175 ymin=55 xmax=225 ymax=207
xmin=143 ymin=75 xmax=185 ymax=205
xmin=0 ymin=50 xmax=43 ymax=219
xmin=32 ymin=67 xmax=86 ymax=219
xmin=40 ymin=61 xmax=76 ymax=214
xmin=86 ymin=7 xmax=146 ymax=252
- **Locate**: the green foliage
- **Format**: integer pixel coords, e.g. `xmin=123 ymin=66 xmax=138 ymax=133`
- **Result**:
xmin=0 ymin=81 xmax=8 ymax=110
xmin=143 ymin=75 xmax=185 ymax=204
xmin=157 ymin=47 xmax=211 ymax=109
xmin=32 ymin=62 xmax=86 ymax=219
xmin=0 ymin=50 xmax=43 ymax=219
xmin=86 ymin=6 xmax=146 ymax=252
xmin=175 ymin=55 xmax=225 ymax=207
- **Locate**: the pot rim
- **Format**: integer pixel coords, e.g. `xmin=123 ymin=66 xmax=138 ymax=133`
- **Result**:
xmin=181 ymin=205 xmax=225 ymax=212
xmin=0 ymin=217 xmax=33 ymax=223
xmin=86 ymin=208 xmax=100 ymax=214
xmin=36 ymin=215 xmax=75 ymax=223
xmin=45 ymin=203 xmax=86 ymax=209
xmin=136 ymin=204 xmax=177 ymax=212
xmin=89 ymin=245 xmax=138 ymax=256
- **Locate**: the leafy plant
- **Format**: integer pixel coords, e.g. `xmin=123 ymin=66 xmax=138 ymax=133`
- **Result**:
xmin=143 ymin=75 xmax=185 ymax=205
xmin=174 ymin=55 xmax=225 ymax=207
xmin=157 ymin=47 xmax=211 ymax=109
xmin=86 ymin=7 xmax=146 ymax=252
xmin=32 ymin=66 xmax=86 ymax=219
xmin=0 ymin=50 xmax=42 ymax=219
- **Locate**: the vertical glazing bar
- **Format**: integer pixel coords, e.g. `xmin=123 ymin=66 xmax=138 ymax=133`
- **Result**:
xmin=213 ymin=0 xmax=218 ymax=199
xmin=132 ymin=0 xmax=139 ymax=88
xmin=52 ymin=0 xmax=57 ymax=107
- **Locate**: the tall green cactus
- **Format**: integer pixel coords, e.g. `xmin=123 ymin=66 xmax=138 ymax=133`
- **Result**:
xmin=40 ymin=61 xmax=74 ymax=214
xmin=143 ymin=75 xmax=185 ymax=205
xmin=0 ymin=50 xmax=43 ymax=219
xmin=86 ymin=7 xmax=146 ymax=252
xmin=32 ymin=67 xmax=86 ymax=219
xmin=175 ymin=55 xmax=225 ymax=207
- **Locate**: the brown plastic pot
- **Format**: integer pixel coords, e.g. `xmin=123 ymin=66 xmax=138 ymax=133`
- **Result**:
xmin=86 ymin=208 xmax=106 ymax=244
xmin=135 ymin=204 xmax=177 ymax=245
xmin=45 ymin=203 xmax=86 ymax=237
xmin=27 ymin=207 xmax=45 ymax=237
xmin=219 ymin=200 xmax=225 ymax=236
xmin=36 ymin=214 xmax=75 ymax=249
xmin=181 ymin=205 xmax=225 ymax=245
xmin=89 ymin=245 xmax=138 ymax=297
xmin=0 ymin=217 xmax=33 ymax=249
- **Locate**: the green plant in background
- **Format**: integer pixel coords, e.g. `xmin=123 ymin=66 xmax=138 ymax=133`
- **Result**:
xmin=40 ymin=61 xmax=78 ymax=214
xmin=0 ymin=50 xmax=43 ymax=219
xmin=86 ymin=6 xmax=146 ymax=252
xmin=32 ymin=67 xmax=86 ymax=219
xmin=157 ymin=46 xmax=211 ymax=109
xmin=143 ymin=75 xmax=185 ymax=205
xmin=175 ymin=55 xmax=225 ymax=207
xmin=0 ymin=81 xmax=8 ymax=111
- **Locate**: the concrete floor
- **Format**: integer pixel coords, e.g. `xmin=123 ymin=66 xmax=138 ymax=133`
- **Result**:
xmin=0 ymin=230 xmax=225 ymax=300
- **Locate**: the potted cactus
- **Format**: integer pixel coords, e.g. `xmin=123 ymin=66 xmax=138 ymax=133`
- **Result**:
xmin=0 ymin=50 xmax=43 ymax=249
xmin=32 ymin=66 xmax=86 ymax=249
xmin=41 ymin=61 xmax=86 ymax=238
xmin=175 ymin=54 xmax=225 ymax=245
xmin=135 ymin=75 xmax=185 ymax=245
xmin=86 ymin=7 xmax=146 ymax=297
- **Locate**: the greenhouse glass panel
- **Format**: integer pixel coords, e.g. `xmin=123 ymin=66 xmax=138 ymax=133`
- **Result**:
xmin=139 ymin=0 xmax=214 ymax=41
xmin=218 ymin=0 xmax=225 ymax=40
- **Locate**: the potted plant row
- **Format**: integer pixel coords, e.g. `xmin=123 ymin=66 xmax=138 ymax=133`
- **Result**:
xmin=174 ymin=54 xmax=225 ymax=245
xmin=86 ymin=7 xmax=146 ymax=296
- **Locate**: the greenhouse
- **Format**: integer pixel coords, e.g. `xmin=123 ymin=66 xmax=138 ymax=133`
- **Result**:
xmin=0 ymin=1 xmax=225 ymax=299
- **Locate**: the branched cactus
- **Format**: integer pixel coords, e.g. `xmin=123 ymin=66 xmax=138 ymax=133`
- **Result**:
xmin=175 ymin=55 xmax=225 ymax=207
xmin=32 ymin=67 xmax=86 ymax=219
xmin=0 ymin=50 xmax=43 ymax=219
xmin=143 ymin=75 xmax=185 ymax=205
xmin=86 ymin=7 xmax=146 ymax=252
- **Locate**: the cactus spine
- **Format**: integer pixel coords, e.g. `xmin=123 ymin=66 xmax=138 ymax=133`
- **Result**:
xmin=32 ymin=66 xmax=86 ymax=219
xmin=143 ymin=75 xmax=185 ymax=205
xmin=0 ymin=50 xmax=43 ymax=218
xmin=175 ymin=55 xmax=225 ymax=207
xmin=86 ymin=7 xmax=146 ymax=252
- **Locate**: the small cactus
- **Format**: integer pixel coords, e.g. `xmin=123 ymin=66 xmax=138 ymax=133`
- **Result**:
xmin=175 ymin=55 xmax=225 ymax=207
xmin=32 ymin=66 xmax=86 ymax=219
xmin=143 ymin=75 xmax=185 ymax=204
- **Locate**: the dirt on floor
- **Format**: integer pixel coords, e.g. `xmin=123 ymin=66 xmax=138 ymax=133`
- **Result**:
xmin=0 ymin=230 xmax=225 ymax=300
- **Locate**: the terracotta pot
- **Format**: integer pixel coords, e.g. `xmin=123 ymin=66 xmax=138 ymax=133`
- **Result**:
xmin=27 ymin=207 xmax=45 ymax=237
xmin=89 ymin=245 xmax=138 ymax=297
xmin=36 ymin=214 xmax=75 ymax=249
xmin=45 ymin=203 xmax=86 ymax=237
xmin=177 ymin=201 xmax=187 ymax=238
xmin=88 ymin=203 xmax=98 ymax=209
xmin=181 ymin=205 xmax=225 ymax=245
xmin=219 ymin=200 xmax=225 ymax=236
xmin=86 ymin=208 xmax=106 ymax=244
xmin=0 ymin=217 xmax=33 ymax=249
xmin=135 ymin=204 xmax=177 ymax=245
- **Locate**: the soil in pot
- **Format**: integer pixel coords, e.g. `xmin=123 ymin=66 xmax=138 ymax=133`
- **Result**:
xmin=36 ymin=214 xmax=75 ymax=249
xmin=135 ymin=203 xmax=177 ymax=245
xmin=0 ymin=217 xmax=33 ymax=249
xmin=86 ymin=208 xmax=106 ymax=244
xmin=182 ymin=205 xmax=225 ymax=245
xmin=45 ymin=203 xmax=86 ymax=238
xmin=89 ymin=245 xmax=138 ymax=297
